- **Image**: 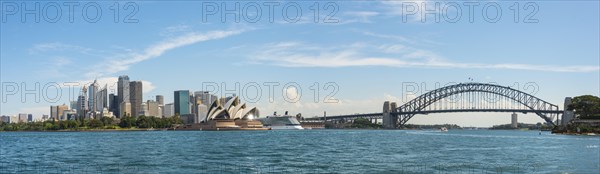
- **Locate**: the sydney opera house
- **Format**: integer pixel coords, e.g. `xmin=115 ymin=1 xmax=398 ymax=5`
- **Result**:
xmin=190 ymin=96 xmax=267 ymax=130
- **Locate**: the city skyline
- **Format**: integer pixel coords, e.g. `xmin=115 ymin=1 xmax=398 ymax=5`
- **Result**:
xmin=1 ymin=1 xmax=599 ymax=127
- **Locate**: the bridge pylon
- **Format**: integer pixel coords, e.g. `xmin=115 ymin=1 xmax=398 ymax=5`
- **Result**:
xmin=382 ymin=101 xmax=398 ymax=129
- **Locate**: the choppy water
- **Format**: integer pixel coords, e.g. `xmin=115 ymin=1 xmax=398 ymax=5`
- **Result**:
xmin=1 ymin=130 xmax=599 ymax=173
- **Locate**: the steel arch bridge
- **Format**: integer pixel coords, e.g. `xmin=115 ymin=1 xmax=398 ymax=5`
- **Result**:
xmin=389 ymin=82 xmax=561 ymax=128
xmin=306 ymin=83 xmax=563 ymax=128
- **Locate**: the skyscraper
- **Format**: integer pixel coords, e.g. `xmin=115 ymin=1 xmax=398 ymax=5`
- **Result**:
xmin=109 ymin=94 xmax=118 ymax=115
xmin=96 ymin=85 xmax=108 ymax=112
xmin=88 ymin=80 xmax=99 ymax=113
xmin=117 ymin=75 xmax=130 ymax=117
xmin=194 ymin=91 xmax=217 ymax=108
xmin=70 ymin=101 xmax=77 ymax=111
xmin=18 ymin=113 xmax=27 ymax=123
xmin=174 ymin=90 xmax=190 ymax=115
xmin=50 ymin=106 xmax=58 ymax=120
xmin=57 ymin=104 xmax=69 ymax=119
xmin=129 ymin=81 xmax=143 ymax=117
xmin=146 ymin=100 xmax=159 ymax=117
xmin=164 ymin=103 xmax=174 ymax=118
xmin=120 ymin=102 xmax=131 ymax=117
xmin=77 ymin=86 xmax=88 ymax=118
xmin=156 ymin=95 xmax=164 ymax=106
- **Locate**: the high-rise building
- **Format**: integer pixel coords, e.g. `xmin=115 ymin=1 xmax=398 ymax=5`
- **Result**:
xmin=9 ymin=116 xmax=16 ymax=123
xmin=96 ymin=85 xmax=108 ymax=112
xmin=50 ymin=106 xmax=58 ymax=120
xmin=196 ymin=104 xmax=208 ymax=123
xmin=88 ymin=79 xmax=99 ymax=112
xmin=109 ymin=94 xmax=118 ymax=115
xmin=120 ymin=102 xmax=132 ymax=117
xmin=164 ymin=103 xmax=174 ymax=118
xmin=174 ymin=90 xmax=190 ymax=115
xmin=193 ymin=91 xmax=217 ymax=116
xmin=27 ymin=114 xmax=33 ymax=122
xmin=77 ymin=92 xmax=87 ymax=119
xmin=117 ymin=75 xmax=130 ymax=117
xmin=156 ymin=95 xmax=164 ymax=106
xmin=18 ymin=113 xmax=28 ymax=123
xmin=146 ymin=100 xmax=160 ymax=117
xmin=57 ymin=104 xmax=68 ymax=119
xmin=140 ymin=102 xmax=148 ymax=116
xmin=70 ymin=101 xmax=77 ymax=111
xmin=511 ymin=113 xmax=518 ymax=128
xmin=0 ymin=115 xmax=10 ymax=123
xmin=129 ymin=81 xmax=143 ymax=117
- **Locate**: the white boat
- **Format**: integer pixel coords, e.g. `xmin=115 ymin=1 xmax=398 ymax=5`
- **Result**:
xmin=440 ymin=127 xmax=448 ymax=132
xmin=257 ymin=114 xmax=304 ymax=130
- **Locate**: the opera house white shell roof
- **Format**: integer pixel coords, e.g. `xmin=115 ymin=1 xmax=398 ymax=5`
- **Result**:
xmin=205 ymin=96 xmax=259 ymax=121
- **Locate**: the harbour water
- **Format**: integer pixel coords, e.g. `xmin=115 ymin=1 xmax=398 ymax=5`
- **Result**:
xmin=1 ymin=130 xmax=599 ymax=173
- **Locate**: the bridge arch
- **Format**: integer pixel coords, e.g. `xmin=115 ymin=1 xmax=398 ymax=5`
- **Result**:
xmin=391 ymin=83 xmax=561 ymax=128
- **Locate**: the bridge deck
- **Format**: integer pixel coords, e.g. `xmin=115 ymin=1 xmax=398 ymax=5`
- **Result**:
xmin=306 ymin=109 xmax=563 ymax=120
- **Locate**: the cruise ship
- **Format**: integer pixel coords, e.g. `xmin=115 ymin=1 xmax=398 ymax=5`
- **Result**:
xmin=257 ymin=112 xmax=304 ymax=130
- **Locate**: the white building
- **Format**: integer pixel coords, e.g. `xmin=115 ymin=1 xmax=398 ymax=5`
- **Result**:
xmin=163 ymin=103 xmax=174 ymax=118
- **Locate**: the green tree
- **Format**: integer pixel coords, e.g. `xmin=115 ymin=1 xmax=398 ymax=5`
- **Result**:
xmin=119 ymin=116 xmax=134 ymax=128
xmin=90 ymin=119 xmax=104 ymax=128
xmin=568 ymin=95 xmax=600 ymax=118
xmin=136 ymin=115 xmax=149 ymax=128
xmin=351 ymin=118 xmax=381 ymax=129
xmin=100 ymin=116 xmax=114 ymax=127
xmin=67 ymin=120 xmax=78 ymax=129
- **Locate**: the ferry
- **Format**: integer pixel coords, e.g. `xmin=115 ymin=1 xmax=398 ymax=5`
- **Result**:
xmin=257 ymin=112 xmax=304 ymax=130
xmin=440 ymin=127 xmax=448 ymax=132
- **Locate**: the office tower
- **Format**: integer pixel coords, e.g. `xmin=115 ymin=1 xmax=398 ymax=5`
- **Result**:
xmin=120 ymin=102 xmax=131 ymax=117
xmin=140 ymin=102 xmax=148 ymax=116
xmin=156 ymin=95 xmax=164 ymax=106
xmin=0 ymin=116 xmax=9 ymax=123
xmin=88 ymin=80 xmax=99 ymax=112
xmin=129 ymin=81 xmax=143 ymax=117
xmin=96 ymin=85 xmax=108 ymax=112
xmin=27 ymin=114 xmax=33 ymax=122
xmin=196 ymin=104 xmax=208 ymax=123
xmin=117 ymin=75 xmax=130 ymax=117
xmin=164 ymin=103 xmax=174 ymax=118
xmin=57 ymin=104 xmax=68 ymax=119
xmin=50 ymin=106 xmax=58 ymax=120
xmin=77 ymin=94 xmax=87 ymax=119
xmin=70 ymin=101 xmax=77 ymax=111
xmin=109 ymin=94 xmax=118 ymax=114
xmin=18 ymin=113 xmax=28 ymax=123
xmin=157 ymin=106 xmax=163 ymax=118
xmin=146 ymin=100 xmax=160 ymax=117
xmin=511 ymin=113 xmax=518 ymax=128
xmin=174 ymin=90 xmax=190 ymax=115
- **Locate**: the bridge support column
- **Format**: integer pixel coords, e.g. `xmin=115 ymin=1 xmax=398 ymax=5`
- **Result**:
xmin=561 ymin=97 xmax=574 ymax=126
xmin=382 ymin=101 xmax=398 ymax=129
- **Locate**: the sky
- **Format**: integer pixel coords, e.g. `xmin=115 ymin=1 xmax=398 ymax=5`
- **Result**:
xmin=1 ymin=0 xmax=599 ymax=127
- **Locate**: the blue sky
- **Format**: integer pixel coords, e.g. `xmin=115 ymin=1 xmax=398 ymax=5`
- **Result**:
xmin=1 ymin=1 xmax=599 ymax=126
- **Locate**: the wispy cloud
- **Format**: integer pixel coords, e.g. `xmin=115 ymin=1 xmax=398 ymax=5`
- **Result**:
xmin=86 ymin=28 xmax=247 ymax=78
xmin=340 ymin=11 xmax=380 ymax=24
xmin=28 ymin=42 xmax=110 ymax=58
xmin=249 ymin=41 xmax=600 ymax=72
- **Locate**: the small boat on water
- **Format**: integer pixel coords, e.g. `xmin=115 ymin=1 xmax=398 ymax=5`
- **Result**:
xmin=440 ymin=127 xmax=448 ymax=132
